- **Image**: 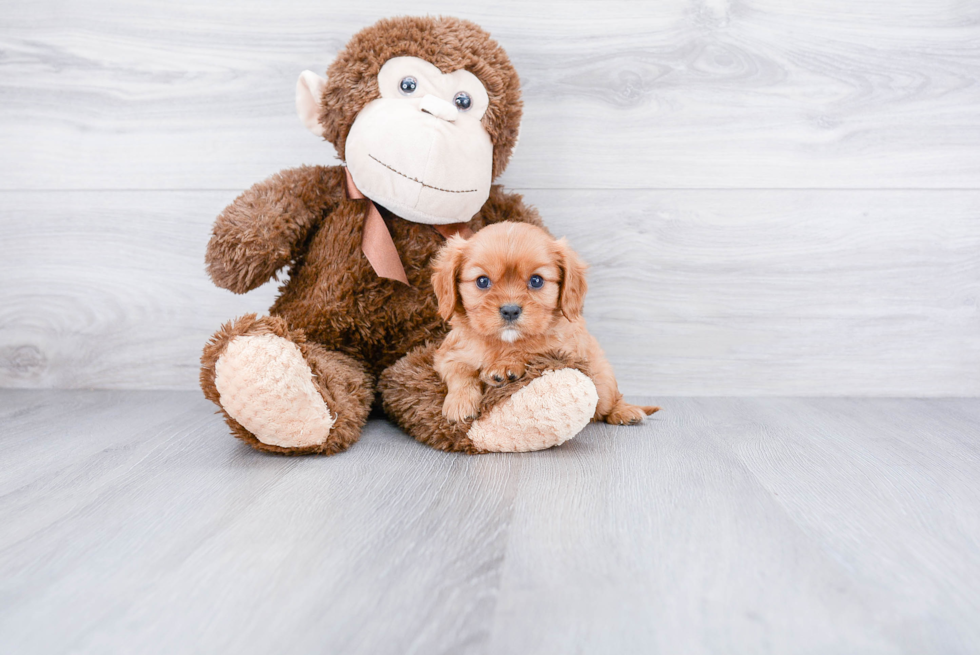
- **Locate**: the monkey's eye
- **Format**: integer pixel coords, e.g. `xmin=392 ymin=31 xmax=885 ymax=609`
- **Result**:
xmin=399 ymin=77 xmax=418 ymax=95
xmin=476 ymin=276 xmax=492 ymax=289
xmin=528 ymin=275 xmax=544 ymax=289
xmin=454 ymin=92 xmax=472 ymax=111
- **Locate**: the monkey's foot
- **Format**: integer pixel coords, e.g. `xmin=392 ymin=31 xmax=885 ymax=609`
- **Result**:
xmin=467 ymin=368 xmax=598 ymax=452
xmin=214 ymin=334 xmax=335 ymax=448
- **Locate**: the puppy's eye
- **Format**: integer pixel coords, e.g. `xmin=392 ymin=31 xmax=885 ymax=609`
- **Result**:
xmin=399 ymin=76 xmax=418 ymax=95
xmin=476 ymin=276 xmax=492 ymax=289
xmin=528 ymin=274 xmax=544 ymax=289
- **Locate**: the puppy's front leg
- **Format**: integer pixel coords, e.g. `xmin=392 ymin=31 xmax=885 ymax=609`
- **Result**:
xmin=480 ymin=358 xmax=526 ymax=387
xmin=439 ymin=361 xmax=483 ymax=423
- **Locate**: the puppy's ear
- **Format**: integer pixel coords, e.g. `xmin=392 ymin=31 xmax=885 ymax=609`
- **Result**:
xmin=555 ymin=238 xmax=588 ymax=321
xmin=431 ymin=235 xmax=467 ymax=321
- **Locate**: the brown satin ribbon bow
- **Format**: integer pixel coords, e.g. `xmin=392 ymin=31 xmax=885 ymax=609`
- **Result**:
xmin=345 ymin=167 xmax=474 ymax=285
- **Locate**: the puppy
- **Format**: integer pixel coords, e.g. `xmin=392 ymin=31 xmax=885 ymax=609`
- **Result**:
xmin=431 ymin=221 xmax=660 ymax=425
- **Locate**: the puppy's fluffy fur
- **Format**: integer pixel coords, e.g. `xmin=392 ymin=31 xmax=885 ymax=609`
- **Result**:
xmin=432 ymin=222 xmax=659 ymax=425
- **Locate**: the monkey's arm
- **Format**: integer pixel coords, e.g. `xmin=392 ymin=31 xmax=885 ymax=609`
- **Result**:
xmin=205 ymin=165 xmax=344 ymax=293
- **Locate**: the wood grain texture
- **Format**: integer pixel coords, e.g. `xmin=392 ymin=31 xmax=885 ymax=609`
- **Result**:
xmin=2 ymin=391 xmax=979 ymax=653
xmin=0 ymin=191 xmax=278 ymax=389
xmin=1 ymin=2 xmax=978 ymax=393
xmin=1 ymin=0 xmax=979 ymax=190
xmin=1 ymin=189 xmax=977 ymax=395
xmin=545 ymin=188 xmax=980 ymax=397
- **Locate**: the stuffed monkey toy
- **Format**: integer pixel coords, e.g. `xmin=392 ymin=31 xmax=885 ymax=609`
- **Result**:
xmin=200 ymin=16 xmax=600 ymax=455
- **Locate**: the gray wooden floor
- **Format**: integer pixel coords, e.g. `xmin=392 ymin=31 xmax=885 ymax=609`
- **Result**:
xmin=2 ymin=392 xmax=979 ymax=654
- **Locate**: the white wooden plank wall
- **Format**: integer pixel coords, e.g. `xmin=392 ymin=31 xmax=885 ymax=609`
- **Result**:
xmin=1 ymin=0 xmax=978 ymax=395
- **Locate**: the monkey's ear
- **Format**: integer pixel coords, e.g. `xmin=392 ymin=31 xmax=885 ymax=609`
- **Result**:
xmin=431 ymin=236 xmax=467 ymax=322
xmin=555 ymin=238 xmax=588 ymax=321
xmin=296 ymin=71 xmax=327 ymax=137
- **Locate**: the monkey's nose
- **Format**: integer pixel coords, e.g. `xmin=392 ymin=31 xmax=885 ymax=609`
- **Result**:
xmin=499 ymin=304 xmax=522 ymax=322
xmin=419 ymin=94 xmax=458 ymax=122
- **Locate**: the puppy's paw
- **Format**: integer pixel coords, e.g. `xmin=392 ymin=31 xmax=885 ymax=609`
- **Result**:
xmin=443 ymin=387 xmax=483 ymax=423
xmin=480 ymin=362 xmax=526 ymax=388
xmin=604 ymin=402 xmax=660 ymax=426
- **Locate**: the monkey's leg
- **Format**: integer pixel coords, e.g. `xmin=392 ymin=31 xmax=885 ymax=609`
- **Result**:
xmin=200 ymin=314 xmax=373 ymax=455
xmin=378 ymin=344 xmax=598 ymax=454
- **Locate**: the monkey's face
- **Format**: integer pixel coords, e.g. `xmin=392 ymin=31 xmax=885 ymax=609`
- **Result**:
xmin=296 ymin=18 xmax=523 ymax=223
xmin=344 ymin=57 xmax=494 ymax=225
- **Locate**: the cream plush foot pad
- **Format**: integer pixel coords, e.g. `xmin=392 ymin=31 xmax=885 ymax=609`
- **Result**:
xmin=214 ymin=334 xmax=335 ymax=448
xmin=467 ymin=369 xmax=599 ymax=453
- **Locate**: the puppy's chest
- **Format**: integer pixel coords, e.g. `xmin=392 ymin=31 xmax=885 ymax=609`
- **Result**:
xmin=475 ymin=329 xmax=578 ymax=367
xmin=477 ymin=342 xmax=523 ymax=365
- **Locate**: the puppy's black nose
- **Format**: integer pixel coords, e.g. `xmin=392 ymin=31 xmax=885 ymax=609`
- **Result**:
xmin=499 ymin=304 xmax=522 ymax=322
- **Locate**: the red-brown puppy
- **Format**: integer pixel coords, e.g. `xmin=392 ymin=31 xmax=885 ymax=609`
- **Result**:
xmin=432 ymin=221 xmax=659 ymax=425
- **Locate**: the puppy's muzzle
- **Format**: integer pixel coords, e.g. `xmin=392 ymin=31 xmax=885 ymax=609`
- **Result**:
xmin=499 ymin=304 xmax=522 ymax=322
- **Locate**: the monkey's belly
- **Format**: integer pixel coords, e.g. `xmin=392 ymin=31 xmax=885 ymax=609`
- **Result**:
xmin=270 ymin=278 xmax=447 ymax=373
xmin=267 ymin=199 xmax=455 ymax=370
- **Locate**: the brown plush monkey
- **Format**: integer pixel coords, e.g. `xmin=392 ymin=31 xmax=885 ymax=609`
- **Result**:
xmin=200 ymin=16 xmax=599 ymax=455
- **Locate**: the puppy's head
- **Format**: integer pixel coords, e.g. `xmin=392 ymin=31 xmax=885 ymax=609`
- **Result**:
xmin=431 ymin=222 xmax=588 ymax=342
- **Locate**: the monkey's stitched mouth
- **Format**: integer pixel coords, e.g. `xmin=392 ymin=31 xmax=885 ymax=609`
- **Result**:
xmin=368 ymin=154 xmax=477 ymax=194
